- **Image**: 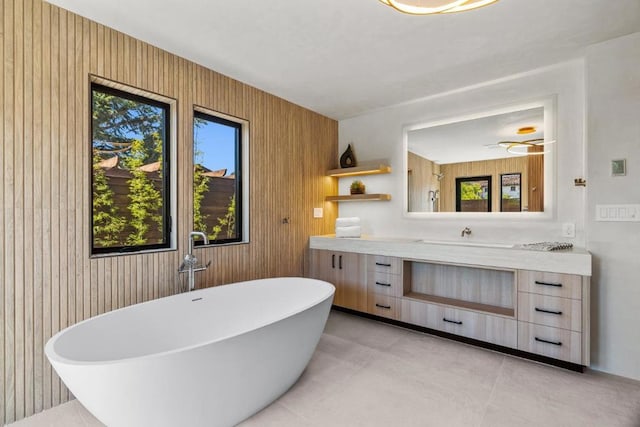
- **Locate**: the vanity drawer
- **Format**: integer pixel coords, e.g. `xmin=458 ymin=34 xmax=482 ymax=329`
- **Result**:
xmin=518 ymin=292 xmax=581 ymax=332
xmin=518 ymin=322 xmax=582 ymax=364
xmin=369 ymin=255 xmax=402 ymax=275
xmin=367 ymin=293 xmax=399 ymax=320
xmin=518 ymin=270 xmax=582 ymax=300
xmin=368 ymin=271 xmax=402 ymax=297
xmin=400 ymin=299 xmax=517 ymax=349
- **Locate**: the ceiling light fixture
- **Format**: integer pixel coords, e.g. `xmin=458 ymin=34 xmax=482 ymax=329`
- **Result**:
xmin=379 ymin=0 xmax=499 ymax=15
xmin=516 ymin=126 xmax=537 ymax=135
xmin=496 ymin=138 xmax=555 ymax=156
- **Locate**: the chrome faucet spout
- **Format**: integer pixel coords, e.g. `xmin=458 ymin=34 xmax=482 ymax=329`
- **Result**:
xmin=188 ymin=231 xmax=209 ymax=255
xmin=178 ymin=231 xmax=211 ymax=292
xmin=461 ymin=227 xmax=472 ymax=237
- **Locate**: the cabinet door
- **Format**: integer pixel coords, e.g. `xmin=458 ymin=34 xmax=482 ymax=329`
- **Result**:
xmin=307 ymin=249 xmax=336 ymax=284
xmin=335 ymin=251 xmax=367 ymax=311
xmin=308 ymin=249 xmax=367 ymax=311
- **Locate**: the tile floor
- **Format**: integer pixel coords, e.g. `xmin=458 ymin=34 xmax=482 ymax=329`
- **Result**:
xmin=8 ymin=310 xmax=640 ymax=427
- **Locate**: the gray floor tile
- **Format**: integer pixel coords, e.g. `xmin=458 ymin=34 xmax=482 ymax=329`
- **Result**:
xmin=8 ymin=310 xmax=640 ymax=427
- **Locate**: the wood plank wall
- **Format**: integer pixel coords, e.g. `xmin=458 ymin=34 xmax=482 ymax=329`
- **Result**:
xmin=407 ymin=151 xmax=440 ymax=212
xmin=440 ymin=157 xmax=529 ymax=212
xmin=527 ymin=146 xmax=544 ymax=212
xmin=0 ymin=0 xmax=338 ymax=423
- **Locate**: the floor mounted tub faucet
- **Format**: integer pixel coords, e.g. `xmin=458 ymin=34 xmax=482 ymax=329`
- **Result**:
xmin=178 ymin=231 xmax=210 ymax=292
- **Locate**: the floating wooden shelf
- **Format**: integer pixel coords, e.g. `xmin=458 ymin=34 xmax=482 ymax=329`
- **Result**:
xmin=325 ymin=193 xmax=392 ymax=202
xmin=404 ymin=291 xmax=515 ymax=318
xmin=327 ymin=163 xmax=391 ymax=177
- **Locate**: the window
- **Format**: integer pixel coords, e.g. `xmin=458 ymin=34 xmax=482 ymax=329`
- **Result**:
xmin=91 ymin=82 xmax=172 ymax=255
xmin=500 ymin=173 xmax=521 ymax=212
xmin=193 ymin=110 xmax=245 ymax=245
xmin=456 ymin=176 xmax=492 ymax=212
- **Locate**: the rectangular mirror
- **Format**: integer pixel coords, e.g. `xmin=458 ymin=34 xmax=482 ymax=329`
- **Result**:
xmin=404 ymin=99 xmax=554 ymax=216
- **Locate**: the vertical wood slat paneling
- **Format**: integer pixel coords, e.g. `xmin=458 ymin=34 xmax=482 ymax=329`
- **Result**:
xmin=1 ymin=0 xmax=337 ymax=423
xmin=23 ymin=0 xmax=35 ymax=417
xmin=407 ymin=152 xmax=439 ymax=212
xmin=4 ymin=0 xmax=17 ymax=421
xmin=528 ymin=145 xmax=544 ymax=211
xmin=0 ymin=0 xmax=5 ymax=421
xmin=40 ymin=1 xmax=52 ymax=412
xmin=15 ymin=0 xmax=27 ymax=419
xmin=31 ymin=0 xmax=43 ymax=414
xmin=439 ymin=156 xmax=529 ymax=212
xmin=1 ymin=0 xmax=6 ymax=421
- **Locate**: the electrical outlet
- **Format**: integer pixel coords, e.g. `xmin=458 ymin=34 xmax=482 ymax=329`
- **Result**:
xmin=562 ymin=222 xmax=575 ymax=238
xmin=313 ymin=208 xmax=323 ymax=218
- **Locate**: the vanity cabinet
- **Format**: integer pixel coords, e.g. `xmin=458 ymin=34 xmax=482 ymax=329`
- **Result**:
xmin=307 ymin=237 xmax=591 ymax=369
xmin=366 ymin=255 xmax=403 ymax=320
xmin=400 ymin=260 xmax=518 ymax=348
xmin=400 ymin=298 xmax=517 ymax=348
xmin=516 ymin=270 xmax=589 ymax=365
xmin=307 ymin=249 xmax=367 ymax=311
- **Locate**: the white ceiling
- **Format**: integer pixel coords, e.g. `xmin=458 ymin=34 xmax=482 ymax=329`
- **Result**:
xmin=408 ymin=107 xmax=544 ymax=164
xmin=46 ymin=0 xmax=640 ymax=120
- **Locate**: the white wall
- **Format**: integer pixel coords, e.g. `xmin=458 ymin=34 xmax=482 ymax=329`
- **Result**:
xmin=337 ymin=34 xmax=640 ymax=380
xmin=338 ymin=60 xmax=587 ymax=246
xmin=586 ymin=32 xmax=640 ymax=380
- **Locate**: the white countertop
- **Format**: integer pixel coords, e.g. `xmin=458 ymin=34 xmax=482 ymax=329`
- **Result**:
xmin=309 ymin=235 xmax=592 ymax=276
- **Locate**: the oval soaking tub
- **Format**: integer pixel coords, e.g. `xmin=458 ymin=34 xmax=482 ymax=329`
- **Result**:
xmin=45 ymin=277 xmax=335 ymax=427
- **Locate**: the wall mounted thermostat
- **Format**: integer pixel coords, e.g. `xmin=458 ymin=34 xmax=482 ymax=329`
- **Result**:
xmin=611 ymin=159 xmax=626 ymax=176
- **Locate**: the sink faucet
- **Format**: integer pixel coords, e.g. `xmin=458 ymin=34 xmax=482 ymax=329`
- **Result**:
xmin=178 ymin=231 xmax=210 ymax=292
xmin=461 ymin=227 xmax=472 ymax=237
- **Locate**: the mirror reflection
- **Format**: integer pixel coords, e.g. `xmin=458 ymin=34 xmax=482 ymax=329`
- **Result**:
xmin=407 ymin=106 xmax=548 ymax=213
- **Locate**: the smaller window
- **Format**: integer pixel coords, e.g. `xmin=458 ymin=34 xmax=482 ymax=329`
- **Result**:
xmin=456 ymin=176 xmax=492 ymax=212
xmin=500 ymin=173 xmax=521 ymax=212
xmin=193 ymin=110 xmax=245 ymax=245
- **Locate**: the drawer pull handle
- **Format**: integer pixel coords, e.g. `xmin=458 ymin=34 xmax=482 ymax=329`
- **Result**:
xmin=375 ymin=281 xmax=392 ymax=287
xmin=535 ymin=307 xmax=563 ymax=315
xmin=339 ymin=255 xmax=343 ymax=270
xmin=375 ymin=303 xmax=391 ymax=310
xmin=535 ymin=337 xmax=562 ymax=346
xmin=375 ymin=262 xmax=392 ymax=267
xmin=534 ymin=280 xmax=562 ymax=288
xmin=442 ymin=318 xmax=462 ymax=325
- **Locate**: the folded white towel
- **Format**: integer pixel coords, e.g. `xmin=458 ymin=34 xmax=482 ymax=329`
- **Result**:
xmin=336 ymin=217 xmax=361 ymax=227
xmin=335 ymin=226 xmax=361 ymax=238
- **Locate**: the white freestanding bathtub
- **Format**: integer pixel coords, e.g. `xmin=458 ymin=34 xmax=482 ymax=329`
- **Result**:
xmin=45 ymin=277 xmax=335 ymax=427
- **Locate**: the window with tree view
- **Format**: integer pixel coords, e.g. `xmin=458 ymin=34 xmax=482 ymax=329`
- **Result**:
xmin=91 ymin=83 xmax=171 ymax=254
xmin=456 ymin=176 xmax=492 ymax=212
xmin=193 ymin=111 xmax=243 ymax=245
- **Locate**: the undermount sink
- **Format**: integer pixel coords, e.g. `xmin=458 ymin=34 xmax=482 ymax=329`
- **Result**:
xmin=421 ymin=240 xmax=514 ymax=249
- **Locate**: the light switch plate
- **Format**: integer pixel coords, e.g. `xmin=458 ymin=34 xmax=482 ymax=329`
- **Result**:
xmin=595 ymin=204 xmax=640 ymax=222
xmin=313 ymin=208 xmax=323 ymax=218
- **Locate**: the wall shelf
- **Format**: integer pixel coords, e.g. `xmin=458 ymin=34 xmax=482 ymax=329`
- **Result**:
xmin=325 ymin=194 xmax=392 ymax=202
xmin=327 ymin=163 xmax=391 ymax=177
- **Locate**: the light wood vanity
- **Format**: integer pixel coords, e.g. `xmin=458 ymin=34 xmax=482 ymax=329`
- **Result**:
xmin=307 ymin=236 xmax=591 ymax=369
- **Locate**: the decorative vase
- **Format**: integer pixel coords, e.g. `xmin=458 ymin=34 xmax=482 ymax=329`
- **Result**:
xmin=340 ymin=144 xmax=357 ymax=168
